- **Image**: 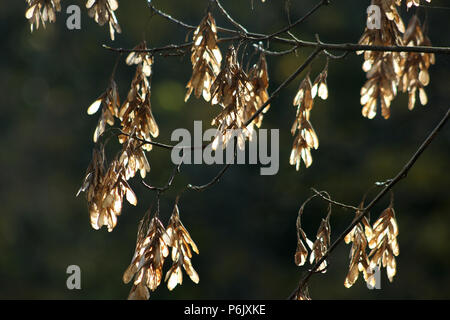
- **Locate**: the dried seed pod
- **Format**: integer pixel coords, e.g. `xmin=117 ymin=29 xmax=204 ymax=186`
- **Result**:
xmin=165 ymin=204 xmax=200 ymax=291
xmin=344 ymin=215 xmax=372 ymax=288
xmin=125 ymin=41 xmax=154 ymax=77
xmin=400 ymin=15 xmax=435 ymax=110
xmin=358 ymin=0 xmax=406 ymax=119
xmin=119 ymin=63 xmax=159 ymax=152
xmin=210 ymin=46 xmax=262 ymax=150
xmin=309 ymin=214 xmax=331 ymax=273
xmin=86 ymin=0 xmax=122 ymax=41
xmin=25 ymin=0 xmax=61 ymax=32
xmin=367 ymin=206 xmax=400 ymax=282
xmin=290 ymin=74 xmax=319 ymax=171
xmin=312 ymin=63 xmax=329 ymax=100
xmin=185 ymin=12 xmax=222 ymax=102
xmin=123 ymin=214 xmax=171 ymax=300
xmin=89 ymin=157 xmax=137 ymax=232
xmin=294 ymin=212 xmax=313 ymax=267
xmin=87 ymin=79 xmax=120 ymax=143
xmin=248 ymin=53 xmax=271 ymax=124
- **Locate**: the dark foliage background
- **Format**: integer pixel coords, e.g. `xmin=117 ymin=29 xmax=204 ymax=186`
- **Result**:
xmin=0 ymin=0 xmax=449 ymax=299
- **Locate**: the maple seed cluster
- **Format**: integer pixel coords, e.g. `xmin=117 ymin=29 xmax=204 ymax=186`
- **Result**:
xmin=289 ymin=63 xmax=328 ymax=171
xmin=344 ymin=205 xmax=400 ymax=288
xmin=123 ymin=204 xmax=199 ymax=300
xmin=78 ymin=41 xmax=157 ymax=232
xmin=185 ymin=12 xmax=222 ymax=103
xmin=358 ymin=0 xmax=434 ymax=119
xmin=25 ymin=0 xmax=61 ymax=32
xmin=86 ymin=0 xmax=121 ymax=41
xmin=185 ymin=13 xmax=270 ymax=151
xmin=400 ymin=15 xmax=435 ymax=110
xmin=25 ymin=0 xmax=121 ymax=40
xmin=294 ymin=199 xmax=332 ymax=273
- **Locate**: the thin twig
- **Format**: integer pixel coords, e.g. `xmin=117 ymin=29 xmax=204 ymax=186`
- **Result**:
xmin=289 ymin=107 xmax=450 ymax=299
xmin=214 ymin=0 xmax=248 ymax=34
xmin=262 ymin=0 xmax=330 ymax=40
xmin=142 ymin=160 xmax=183 ymax=193
xmin=310 ymin=188 xmax=360 ymax=211
xmin=187 ymin=163 xmax=232 ymax=192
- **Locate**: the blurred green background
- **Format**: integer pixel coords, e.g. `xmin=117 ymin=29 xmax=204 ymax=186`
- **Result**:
xmin=0 ymin=0 xmax=449 ymax=299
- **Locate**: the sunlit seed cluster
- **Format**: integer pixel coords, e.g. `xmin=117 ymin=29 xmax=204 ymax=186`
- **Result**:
xmin=25 ymin=0 xmax=61 ymax=32
xmin=123 ymin=204 xmax=199 ymax=300
xmin=358 ymin=0 xmax=434 ymax=119
xmin=86 ymin=0 xmax=121 ymax=41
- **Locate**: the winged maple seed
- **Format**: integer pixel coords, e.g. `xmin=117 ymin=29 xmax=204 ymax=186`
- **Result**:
xmin=25 ymin=0 xmax=61 ymax=32
xmin=309 ymin=214 xmax=331 ymax=273
xmin=400 ymin=15 xmax=435 ymax=110
xmin=358 ymin=0 xmax=406 ymax=120
xmin=210 ymin=46 xmax=263 ymax=150
xmin=367 ymin=206 xmax=400 ymax=282
xmin=86 ymin=0 xmax=121 ymax=41
xmin=344 ymin=214 xmax=375 ymax=288
xmin=87 ymin=79 xmax=120 ymax=143
xmin=294 ymin=207 xmax=314 ymax=267
xmin=119 ymin=62 xmax=159 ymax=152
xmin=289 ymin=74 xmax=320 ymax=171
xmin=164 ymin=204 xmax=200 ymax=291
xmin=185 ymin=12 xmax=222 ymax=102
xmin=123 ymin=214 xmax=171 ymax=300
xmin=312 ymin=63 xmax=329 ymax=101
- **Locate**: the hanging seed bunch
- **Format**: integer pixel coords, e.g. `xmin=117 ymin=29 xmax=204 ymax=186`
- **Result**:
xmin=400 ymin=15 xmax=435 ymax=110
xmin=344 ymin=197 xmax=400 ymax=288
xmin=123 ymin=203 xmax=199 ymax=300
xmin=165 ymin=204 xmax=200 ymax=291
xmin=294 ymin=212 xmax=314 ymax=267
xmin=185 ymin=12 xmax=222 ymax=103
xmin=119 ymin=45 xmax=159 ymax=153
xmin=247 ymin=53 xmax=271 ymax=127
xmin=358 ymin=0 xmax=406 ymax=119
xmin=367 ymin=205 xmax=400 ymax=282
xmin=344 ymin=214 xmax=374 ymax=288
xmin=25 ymin=0 xmax=61 ymax=32
xmin=289 ymin=62 xmax=327 ymax=171
xmin=86 ymin=0 xmax=121 ymax=40
xmin=87 ymin=78 xmax=120 ymax=143
xmin=210 ymin=46 xmax=262 ymax=150
xmin=309 ymin=213 xmax=331 ymax=273
xmin=358 ymin=1 xmax=434 ymax=118
xmin=294 ymin=194 xmax=332 ymax=272
xmin=77 ymin=142 xmax=138 ymax=232
xmin=123 ymin=214 xmax=171 ymax=300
